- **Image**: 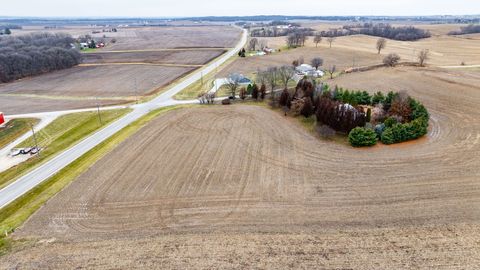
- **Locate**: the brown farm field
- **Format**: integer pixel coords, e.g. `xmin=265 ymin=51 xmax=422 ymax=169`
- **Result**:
xmin=1 ymin=25 xmax=241 ymax=115
xmin=247 ymin=23 xmax=480 ymax=70
xmin=104 ymin=26 xmax=242 ymax=50
xmin=220 ymin=45 xmax=382 ymax=77
xmin=0 ymin=65 xmax=195 ymax=98
xmin=3 ymin=84 xmax=480 ymax=269
xmin=82 ymin=49 xmax=226 ymax=65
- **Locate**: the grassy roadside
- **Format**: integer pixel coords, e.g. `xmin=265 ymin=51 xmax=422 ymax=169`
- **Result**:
xmin=0 ymin=105 xmax=192 ymax=256
xmin=173 ymin=53 xmax=240 ymax=100
xmin=0 ymin=118 xmax=39 ymax=149
xmin=0 ymin=109 xmax=130 ymax=189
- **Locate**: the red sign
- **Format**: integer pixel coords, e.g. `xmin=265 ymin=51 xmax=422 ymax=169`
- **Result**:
xmin=0 ymin=112 xmax=4 ymax=126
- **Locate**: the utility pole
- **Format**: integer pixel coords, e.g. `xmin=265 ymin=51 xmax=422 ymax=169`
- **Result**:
xmin=96 ymin=97 xmax=103 ymax=125
xmin=30 ymin=123 xmax=40 ymax=157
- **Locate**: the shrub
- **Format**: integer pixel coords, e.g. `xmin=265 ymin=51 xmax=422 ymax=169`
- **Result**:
xmin=374 ymin=123 xmax=386 ymax=138
xmin=221 ymin=98 xmax=231 ymax=105
xmin=384 ymin=117 xmax=397 ymax=128
xmin=388 ymin=91 xmax=412 ymax=122
xmin=260 ymin=84 xmax=266 ymax=100
xmin=372 ymin=91 xmax=385 ymax=105
xmin=279 ymin=89 xmax=290 ymax=107
xmin=366 ymin=108 xmax=372 ymax=122
xmin=247 ymin=84 xmax=253 ymax=95
xmin=239 ymin=87 xmax=247 ymax=100
xmin=251 ymin=84 xmax=259 ymax=100
xmin=383 ymin=53 xmax=401 ymax=67
xmin=381 ymin=117 xmax=428 ymax=144
xmin=410 ymin=98 xmax=429 ymax=120
xmin=349 ymin=127 xmax=377 ymax=147
xmin=301 ymin=98 xmax=314 ymax=118
xmin=290 ymin=99 xmax=305 ymax=116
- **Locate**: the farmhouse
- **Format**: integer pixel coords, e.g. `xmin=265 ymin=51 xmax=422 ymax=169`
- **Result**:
xmin=296 ymin=64 xmax=324 ymax=78
xmin=236 ymin=74 xmax=252 ymax=85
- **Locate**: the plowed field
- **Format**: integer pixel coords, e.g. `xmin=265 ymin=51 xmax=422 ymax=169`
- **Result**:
xmin=3 ymin=97 xmax=480 ymax=268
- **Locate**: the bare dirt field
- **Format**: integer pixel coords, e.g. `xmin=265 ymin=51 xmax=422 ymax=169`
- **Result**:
xmin=82 ymin=49 xmax=226 ymax=65
xmin=12 ymin=25 xmax=242 ymax=50
xmin=104 ymin=26 xmax=242 ymax=50
xmin=1 ymin=25 xmax=240 ymax=114
xmin=0 ymin=95 xmax=124 ymax=115
xmin=321 ymin=34 xmax=480 ymax=66
xmin=3 ymin=87 xmax=480 ymax=268
xmin=0 ymin=65 xmax=195 ymax=98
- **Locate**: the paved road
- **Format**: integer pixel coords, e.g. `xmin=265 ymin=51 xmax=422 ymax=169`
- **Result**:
xmin=0 ymin=29 xmax=247 ymax=209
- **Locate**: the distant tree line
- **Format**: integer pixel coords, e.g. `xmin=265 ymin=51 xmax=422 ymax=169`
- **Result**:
xmin=251 ymin=26 xmax=314 ymax=38
xmin=318 ymin=23 xmax=431 ymax=41
xmin=0 ymin=33 xmax=82 ymax=83
xmin=448 ymin=24 xmax=480 ymax=35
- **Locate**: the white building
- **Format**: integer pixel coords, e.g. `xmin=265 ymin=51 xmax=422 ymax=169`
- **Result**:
xmin=296 ymin=64 xmax=324 ymax=78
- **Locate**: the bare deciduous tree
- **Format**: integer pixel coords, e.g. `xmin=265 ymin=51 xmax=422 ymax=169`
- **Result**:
xmin=255 ymin=69 xmax=267 ymax=86
xmin=418 ymin=49 xmax=430 ymax=67
xmin=314 ymin=34 xmax=322 ymax=47
xmin=327 ymin=37 xmax=336 ymax=48
xmin=266 ymin=67 xmax=278 ymax=100
xmin=326 ymin=65 xmax=337 ymax=79
xmin=383 ymin=53 xmax=401 ymax=67
xmin=226 ymin=73 xmax=243 ymax=99
xmin=311 ymin=57 xmax=324 ymax=70
xmin=376 ymin=38 xmax=387 ymax=54
xmin=248 ymin=38 xmax=258 ymax=51
xmin=278 ymin=66 xmax=295 ymax=90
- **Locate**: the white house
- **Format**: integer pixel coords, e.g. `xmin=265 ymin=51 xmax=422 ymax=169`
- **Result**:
xmin=295 ymin=64 xmax=324 ymax=78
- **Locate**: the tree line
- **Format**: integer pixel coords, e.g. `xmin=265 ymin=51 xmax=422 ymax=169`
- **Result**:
xmin=0 ymin=33 xmax=82 ymax=83
xmin=319 ymin=23 xmax=431 ymax=41
xmin=448 ymin=24 xmax=480 ymax=35
xmin=251 ymin=26 xmax=314 ymax=38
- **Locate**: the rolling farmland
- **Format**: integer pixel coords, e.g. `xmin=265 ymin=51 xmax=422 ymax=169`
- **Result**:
xmin=0 ymin=25 xmax=241 ymax=115
xmin=3 ymin=96 xmax=480 ymax=267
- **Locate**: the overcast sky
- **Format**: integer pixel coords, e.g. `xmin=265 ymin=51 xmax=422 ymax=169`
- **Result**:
xmin=2 ymin=0 xmax=479 ymax=17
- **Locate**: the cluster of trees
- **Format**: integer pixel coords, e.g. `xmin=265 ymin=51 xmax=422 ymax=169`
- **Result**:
xmin=0 ymin=25 xmax=21 ymax=35
xmin=448 ymin=24 xmax=480 ymax=35
xmin=318 ymin=23 xmax=431 ymax=41
xmin=251 ymin=26 xmax=314 ymax=38
xmin=0 ymin=33 xmax=82 ymax=83
xmin=382 ymin=49 xmax=429 ymax=67
xmin=285 ymin=29 xmax=312 ymax=47
xmin=380 ymin=97 xmax=429 ymax=144
xmin=316 ymin=96 xmax=367 ymax=133
xmin=332 ymin=87 xmax=372 ymax=106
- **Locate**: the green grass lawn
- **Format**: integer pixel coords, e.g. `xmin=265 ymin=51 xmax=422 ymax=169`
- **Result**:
xmin=0 ymin=119 xmax=39 ymax=149
xmin=0 ymin=105 xmax=191 ymax=256
xmin=0 ymin=109 xmax=130 ymax=190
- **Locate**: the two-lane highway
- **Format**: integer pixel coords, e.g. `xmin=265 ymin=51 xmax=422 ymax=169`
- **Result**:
xmin=0 ymin=29 xmax=247 ymax=209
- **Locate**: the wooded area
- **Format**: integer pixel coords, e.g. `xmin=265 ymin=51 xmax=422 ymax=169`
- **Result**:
xmin=0 ymin=33 xmax=82 ymax=83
